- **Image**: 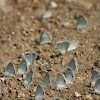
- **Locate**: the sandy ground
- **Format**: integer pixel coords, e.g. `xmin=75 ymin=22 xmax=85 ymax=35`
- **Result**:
xmin=0 ymin=0 xmax=100 ymax=99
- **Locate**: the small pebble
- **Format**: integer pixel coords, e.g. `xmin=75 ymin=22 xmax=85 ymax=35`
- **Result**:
xmin=50 ymin=1 xmax=58 ymax=8
xmin=85 ymin=94 xmax=93 ymax=99
xmin=74 ymin=91 xmax=81 ymax=97
xmin=1 ymin=78 xmax=5 ymax=81
xmin=61 ymin=22 xmax=70 ymax=27
xmin=18 ymin=91 xmax=25 ymax=98
xmin=18 ymin=78 xmax=22 ymax=81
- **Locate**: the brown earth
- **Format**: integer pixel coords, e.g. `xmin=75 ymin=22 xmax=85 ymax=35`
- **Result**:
xmin=0 ymin=0 xmax=100 ymax=100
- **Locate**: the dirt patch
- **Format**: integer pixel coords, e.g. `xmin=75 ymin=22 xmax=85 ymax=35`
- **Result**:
xmin=0 ymin=0 xmax=100 ymax=99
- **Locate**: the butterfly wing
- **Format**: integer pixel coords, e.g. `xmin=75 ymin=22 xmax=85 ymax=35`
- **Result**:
xmin=42 ymin=72 xmax=51 ymax=87
xmin=40 ymin=31 xmax=52 ymax=44
xmin=24 ymin=52 xmax=32 ymax=66
xmin=23 ymin=70 xmax=33 ymax=87
xmin=5 ymin=61 xmax=16 ymax=76
xmin=77 ymin=14 xmax=88 ymax=30
xmin=63 ymin=41 xmax=70 ymax=52
xmin=91 ymin=69 xmax=100 ymax=86
xmin=68 ymin=57 xmax=77 ymax=72
xmin=35 ymin=84 xmax=45 ymax=99
xmin=18 ymin=59 xmax=27 ymax=74
xmin=67 ymin=40 xmax=78 ymax=52
xmin=65 ymin=68 xmax=75 ymax=84
xmin=31 ymin=52 xmax=37 ymax=64
xmin=56 ymin=41 xmax=68 ymax=54
xmin=56 ymin=72 xmax=67 ymax=89
xmin=94 ymin=78 xmax=100 ymax=94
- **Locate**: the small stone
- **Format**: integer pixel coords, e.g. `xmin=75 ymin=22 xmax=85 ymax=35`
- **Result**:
xmin=20 ymin=16 xmax=25 ymax=21
xmin=11 ymin=32 xmax=15 ymax=35
xmin=30 ymin=37 xmax=34 ymax=41
xmin=61 ymin=22 xmax=70 ymax=27
xmin=85 ymin=94 xmax=93 ymax=99
xmin=50 ymin=1 xmax=58 ymax=8
xmin=1 ymin=78 xmax=5 ymax=81
xmin=17 ymin=12 xmax=21 ymax=16
xmin=18 ymin=78 xmax=22 ymax=81
xmin=8 ymin=38 xmax=12 ymax=42
xmin=25 ymin=44 xmax=28 ymax=47
xmin=18 ymin=91 xmax=25 ymax=98
xmin=74 ymin=91 xmax=81 ymax=97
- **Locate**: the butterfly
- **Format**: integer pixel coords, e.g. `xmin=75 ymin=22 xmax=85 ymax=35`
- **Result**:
xmin=42 ymin=72 xmax=51 ymax=87
xmin=68 ymin=57 xmax=77 ymax=72
xmin=65 ymin=68 xmax=75 ymax=84
xmin=17 ymin=59 xmax=27 ymax=74
xmin=91 ymin=69 xmax=100 ymax=86
xmin=56 ymin=40 xmax=78 ymax=54
xmin=40 ymin=31 xmax=52 ymax=44
xmin=77 ymin=14 xmax=88 ymax=30
xmin=5 ymin=61 xmax=16 ymax=76
xmin=23 ymin=69 xmax=33 ymax=87
xmin=35 ymin=84 xmax=45 ymax=99
xmin=24 ymin=52 xmax=37 ymax=67
xmin=56 ymin=72 xmax=67 ymax=89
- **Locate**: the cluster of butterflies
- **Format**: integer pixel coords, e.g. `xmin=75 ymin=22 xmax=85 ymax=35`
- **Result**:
xmin=40 ymin=32 xmax=78 ymax=54
xmin=4 ymin=52 xmax=37 ymax=86
xmin=36 ymin=58 xmax=76 ymax=99
xmin=4 ymin=53 xmax=77 ymax=99
xmin=2 ymin=13 xmax=90 ymax=99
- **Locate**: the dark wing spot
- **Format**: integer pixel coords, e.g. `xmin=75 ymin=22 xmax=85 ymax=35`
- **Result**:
xmin=26 ymin=67 xmax=27 ymax=71
xmin=13 ymin=70 xmax=15 ymax=74
xmin=49 ymin=80 xmax=50 ymax=84
xmin=57 ymin=43 xmax=60 ymax=46
xmin=43 ymin=91 xmax=44 ymax=95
